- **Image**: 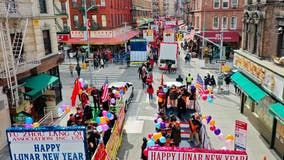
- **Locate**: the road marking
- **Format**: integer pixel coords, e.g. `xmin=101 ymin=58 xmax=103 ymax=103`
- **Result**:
xmin=145 ymin=93 xmax=149 ymax=104
xmin=134 ymin=89 xmax=142 ymax=102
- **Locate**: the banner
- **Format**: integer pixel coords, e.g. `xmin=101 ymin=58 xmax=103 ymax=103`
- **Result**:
xmin=6 ymin=126 xmax=89 ymax=160
xmin=147 ymin=147 xmax=248 ymax=160
xmin=234 ymin=120 xmax=248 ymax=151
xmin=143 ymin=29 xmax=154 ymax=42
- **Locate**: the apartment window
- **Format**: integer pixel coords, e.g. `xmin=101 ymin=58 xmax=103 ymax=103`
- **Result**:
xmin=61 ymin=2 xmax=66 ymax=14
xmin=222 ymin=16 xmax=228 ymax=29
xmin=92 ymin=15 xmax=97 ymax=23
xmin=232 ymin=0 xmax=238 ymax=8
xmin=213 ymin=0 xmax=220 ymax=8
xmin=101 ymin=0 xmax=106 ymax=6
xmin=101 ymin=15 xmax=107 ymax=27
xmin=279 ymin=31 xmax=284 ymax=57
xmin=222 ymin=0 xmax=229 ymax=8
xmin=81 ymin=0 xmax=85 ymax=7
xmin=90 ymin=0 xmax=96 ymax=6
xmin=63 ymin=21 xmax=68 ymax=31
xmin=82 ymin=15 xmax=86 ymax=26
xmin=74 ymin=15 xmax=79 ymax=28
xmin=39 ymin=0 xmax=47 ymax=13
xmin=213 ymin=16 xmax=219 ymax=29
xmin=42 ymin=30 xmax=52 ymax=55
xmin=72 ymin=0 xmax=77 ymax=8
xmin=230 ymin=16 xmax=237 ymax=29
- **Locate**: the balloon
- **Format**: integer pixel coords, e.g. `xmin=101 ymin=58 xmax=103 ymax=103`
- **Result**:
xmin=109 ymin=114 xmax=114 ymax=120
xmin=158 ymin=93 xmax=163 ymax=98
xmin=32 ymin=122 xmax=40 ymax=128
xmin=95 ymin=117 xmax=100 ymax=124
xmin=116 ymin=91 xmax=119 ymax=95
xmin=112 ymin=90 xmax=117 ymax=94
xmin=204 ymin=90 xmax=209 ymax=94
xmin=25 ymin=124 xmax=33 ymax=128
xmin=154 ymin=119 xmax=158 ymax=123
xmin=61 ymin=105 xmax=67 ymax=110
xmin=119 ymin=90 xmax=124 ymax=94
xmin=218 ymin=133 xmax=225 ymax=141
xmin=102 ymin=110 xmax=108 ymax=117
xmin=221 ymin=146 xmax=227 ymax=150
xmin=80 ymin=82 xmax=84 ymax=88
xmin=157 ymin=118 xmax=163 ymax=123
xmin=160 ymin=122 xmax=166 ymax=129
xmin=102 ymin=124 xmax=109 ymax=131
xmin=225 ymin=139 xmax=234 ymax=148
xmin=155 ymin=123 xmax=161 ymax=129
xmin=154 ymin=114 xmax=159 ymax=119
xmin=208 ymin=98 xmax=213 ymax=103
xmin=211 ymin=95 xmax=214 ymax=99
xmin=201 ymin=115 xmax=206 ymax=120
xmin=226 ymin=135 xmax=234 ymax=141
xmin=148 ymin=133 xmax=153 ymax=139
xmin=107 ymin=112 xmax=113 ymax=118
xmin=110 ymin=98 xmax=116 ymax=104
xmin=100 ymin=117 xmax=107 ymax=124
xmin=163 ymin=88 xmax=168 ymax=93
xmin=208 ymin=89 xmax=212 ymax=94
xmin=57 ymin=108 xmax=64 ymax=114
xmin=96 ymin=126 xmax=103 ymax=132
xmin=214 ymin=128 xmax=221 ymax=135
xmin=147 ymin=139 xmax=155 ymax=147
xmin=202 ymin=119 xmax=207 ymax=125
xmin=158 ymin=98 xmax=163 ymax=103
xmin=143 ymin=148 xmax=149 ymax=157
xmin=210 ymin=125 xmax=216 ymax=131
xmin=202 ymin=95 xmax=207 ymax=101
xmin=209 ymin=119 xmax=215 ymax=126
xmin=153 ymin=132 xmax=162 ymax=141
xmin=159 ymin=136 xmax=166 ymax=143
xmin=65 ymin=107 xmax=70 ymax=113
xmin=206 ymin=116 xmax=212 ymax=123
xmin=78 ymin=89 xmax=83 ymax=95
xmin=25 ymin=117 xmax=33 ymax=124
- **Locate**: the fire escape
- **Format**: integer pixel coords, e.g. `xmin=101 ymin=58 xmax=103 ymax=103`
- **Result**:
xmin=0 ymin=1 xmax=35 ymax=107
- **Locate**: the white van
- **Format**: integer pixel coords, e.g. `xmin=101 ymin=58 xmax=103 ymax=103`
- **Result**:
xmin=158 ymin=42 xmax=178 ymax=70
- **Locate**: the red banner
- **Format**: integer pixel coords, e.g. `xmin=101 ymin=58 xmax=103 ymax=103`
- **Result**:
xmin=200 ymin=31 xmax=239 ymax=43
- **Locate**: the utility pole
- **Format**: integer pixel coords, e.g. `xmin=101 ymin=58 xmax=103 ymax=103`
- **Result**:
xmin=84 ymin=1 xmax=95 ymax=86
xmin=201 ymin=1 xmax=206 ymax=60
xmin=219 ymin=27 xmax=224 ymax=73
xmin=123 ymin=22 xmax=128 ymax=52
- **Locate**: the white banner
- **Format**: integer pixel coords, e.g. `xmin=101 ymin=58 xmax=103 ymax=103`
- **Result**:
xmin=130 ymin=51 xmax=148 ymax=62
xmin=234 ymin=120 xmax=248 ymax=151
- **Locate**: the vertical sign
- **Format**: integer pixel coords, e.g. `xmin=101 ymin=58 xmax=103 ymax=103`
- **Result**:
xmin=234 ymin=120 xmax=248 ymax=151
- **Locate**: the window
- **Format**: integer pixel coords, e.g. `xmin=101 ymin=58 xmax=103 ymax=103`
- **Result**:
xmin=90 ymin=0 xmax=96 ymax=6
xmin=63 ymin=21 xmax=68 ymax=31
xmin=221 ymin=16 xmax=228 ymax=29
xmin=61 ymin=2 xmax=66 ymax=14
xmin=74 ymin=15 xmax=79 ymax=28
xmin=213 ymin=0 xmax=220 ymax=8
xmin=92 ymin=15 xmax=97 ymax=23
xmin=39 ymin=0 xmax=47 ymax=13
xmin=280 ymin=31 xmax=284 ymax=57
xmin=230 ymin=16 xmax=237 ymax=29
xmin=81 ymin=0 xmax=85 ymax=7
xmin=7 ymin=0 xmax=16 ymax=13
xmin=72 ymin=0 xmax=77 ymax=8
xmin=101 ymin=0 xmax=106 ymax=6
xmin=82 ymin=15 xmax=86 ymax=26
xmin=42 ymin=30 xmax=52 ymax=55
xmin=101 ymin=15 xmax=106 ymax=27
xmin=213 ymin=16 xmax=219 ymax=29
xmin=232 ymin=0 xmax=238 ymax=8
xmin=222 ymin=0 xmax=229 ymax=8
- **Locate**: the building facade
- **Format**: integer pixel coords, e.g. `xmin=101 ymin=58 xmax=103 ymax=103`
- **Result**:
xmin=152 ymin=0 xmax=160 ymax=18
xmin=132 ymin=0 xmax=152 ymax=27
xmin=189 ymin=0 xmax=244 ymax=58
xmin=0 ymin=0 xmax=64 ymax=150
xmin=232 ymin=0 xmax=284 ymax=159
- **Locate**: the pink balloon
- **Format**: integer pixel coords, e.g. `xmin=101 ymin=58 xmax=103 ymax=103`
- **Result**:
xmin=102 ymin=124 xmax=109 ymax=131
xmin=225 ymin=139 xmax=234 ymax=148
xmin=110 ymin=98 xmax=116 ymax=104
xmin=102 ymin=110 xmax=108 ymax=117
xmin=202 ymin=119 xmax=207 ymax=125
xmin=218 ymin=133 xmax=225 ymax=141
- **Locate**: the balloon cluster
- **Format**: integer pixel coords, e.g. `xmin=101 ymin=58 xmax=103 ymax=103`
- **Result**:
xmin=58 ymin=105 xmax=71 ymax=114
xmin=112 ymin=89 xmax=123 ymax=98
xmin=24 ymin=117 xmax=40 ymax=128
xmin=95 ymin=110 xmax=114 ymax=132
xmin=154 ymin=117 xmax=166 ymax=130
xmin=201 ymin=115 xmax=234 ymax=149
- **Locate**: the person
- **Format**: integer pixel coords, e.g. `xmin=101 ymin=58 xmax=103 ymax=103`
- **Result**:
xmin=100 ymin=58 xmax=104 ymax=68
xmin=141 ymin=137 xmax=148 ymax=160
xmin=75 ymin=63 xmax=81 ymax=77
xmin=81 ymin=90 xmax=89 ymax=109
xmin=188 ymin=114 xmax=201 ymax=147
xmin=224 ymin=76 xmax=231 ymax=91
xmin=186 ymin=74 xmax=193 ymax=89
xmin=91 ymin=87 xmax=100 ymax=110
xmin=83 ymin=104 xmax=93 ymax=121
xmin=177 ymin=95 xmax=186 ymax=119
xmin=168 ymin=86 xmax=179 ymax=108
xmin=170 ymin=122 xmax=181 ymax=147
xmin=67 ymin=114 xmax=75 ymax=126
xmin=138 ymin=65 xmax=142 ymax=79
xmin=167 ymin=61 xmax=172 ymax=74
xmin=147 ymin=84 xmax=154 ymax=101
xmin=142 ymin=72 xmax=147 ymax=89
xmin=176 ymin=75 xmax=184 ymax=84
xmin=69 ymin=64 xmax=74 ymax=77
xmin=185 ymin=52 xmax=191 ymax=63
xmin=210 ymin=75 xmax=216 ymax=93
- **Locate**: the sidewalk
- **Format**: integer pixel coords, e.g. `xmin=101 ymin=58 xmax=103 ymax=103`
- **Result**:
xmin=178 ymin=51 xmax=281 ymax=159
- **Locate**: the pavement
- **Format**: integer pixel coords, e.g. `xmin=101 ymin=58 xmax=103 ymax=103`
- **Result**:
xmin=0 ymin=51 xmax=281 ymax=160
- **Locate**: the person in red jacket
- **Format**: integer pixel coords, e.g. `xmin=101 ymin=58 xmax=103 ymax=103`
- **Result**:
xmin=147 ymin=84 xmax=154 ymax=101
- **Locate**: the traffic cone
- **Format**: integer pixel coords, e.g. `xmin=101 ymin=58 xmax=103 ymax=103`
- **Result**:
xmin=263 ymin=156 xmax=267 ymax=160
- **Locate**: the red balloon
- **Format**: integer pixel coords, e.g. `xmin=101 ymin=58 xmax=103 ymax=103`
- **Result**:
xmin=204 ymin=90 xmax=209 ymax=94
xmin=202 ymin=95 xmax=207 ymax=101
xmin=148 ymin=133 xmax=153 ymax=139
xmin=158 ymin=93 xmax=163 ymax=98
xmin=210 ymin=125 xmax=216 ymax=131
xmin=211 ymin=95 xmax=214 ymax=99
xmin=143 ymin=148 xmax=149 ymax=156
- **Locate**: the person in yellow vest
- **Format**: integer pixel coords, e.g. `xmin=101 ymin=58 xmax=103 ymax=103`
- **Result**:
xmin=186 ymin=73 xmax=193 ymax=89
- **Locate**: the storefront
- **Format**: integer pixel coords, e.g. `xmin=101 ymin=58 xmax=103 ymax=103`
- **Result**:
xmin=232 ymin=51 xmax=284 ymax=159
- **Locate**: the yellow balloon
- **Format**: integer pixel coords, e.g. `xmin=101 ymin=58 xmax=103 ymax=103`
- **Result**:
xmin=201 ymin=115 xmax=207 ymax=120
xmin=65 ymin=107 xmax=71 ymax=113
xmin=209 ymin=119 xmax=215 ymax=126
xmin=78 ymin=89 xmax=83 ymax=95
xmin=32 ymin=122 xmax=40 ymax=128
xmin=158 ymin=98 xmax=163 ymax=103
xmin=226 ymin=134 xmax=234 ymax=140
xmin=153 ymin=132 xmax=162 ymax=141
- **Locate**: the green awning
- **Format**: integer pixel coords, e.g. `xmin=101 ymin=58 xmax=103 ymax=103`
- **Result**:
xmin=23 ymin=74 xmax=59 ymax=100
xmin=231 ymin=72 xmax=267 ymax=102
xmin=269 ymin=103 xmax=284 ymax=121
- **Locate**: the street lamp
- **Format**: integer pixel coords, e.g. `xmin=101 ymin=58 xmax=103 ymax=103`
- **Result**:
xmin=84 ymin=2 xmax=96 ymax=86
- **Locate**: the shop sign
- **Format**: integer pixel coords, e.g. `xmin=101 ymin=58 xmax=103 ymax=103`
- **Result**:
xmin=71 ymin=31 xmax=84 ymax=38
xmin=147 ymin=146 xmax=248 ymax=160
xmin=57 ymin=34 xmax=69 ymax=42
xmin=143 ymin=29 xmax=154 ymax=42
xmin=90 ymin=30 xmax=113 ymax=38
xmin=234 ymin=120 xmax=248 ymax=151
xmin=6 ymin=126 xmax=88 ymax=160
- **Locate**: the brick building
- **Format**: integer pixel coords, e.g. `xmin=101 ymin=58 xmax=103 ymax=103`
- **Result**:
xmin=132 ymin=0 xmax=153 ymax=27
xmin=189 ymin=0 xmax=244 ymax=57
xmin=233 ymin=1 xmax=284 ymax=158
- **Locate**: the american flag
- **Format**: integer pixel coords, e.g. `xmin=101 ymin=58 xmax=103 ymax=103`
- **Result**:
xmin=101 ymin=77 xmax=109 ymax=102
xmin=196 ymin=74 xmax=205 ymax=96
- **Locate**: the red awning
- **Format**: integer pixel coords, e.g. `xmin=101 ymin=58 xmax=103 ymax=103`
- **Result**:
xmin=63 ymin=31 xmax=139 ymax=45
xmin=200 ymin=31 xmax=240 ymax=43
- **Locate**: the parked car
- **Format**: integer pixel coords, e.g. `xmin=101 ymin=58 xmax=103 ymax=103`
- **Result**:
xmin=108 ymin=82 xmax=134 ymax=112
